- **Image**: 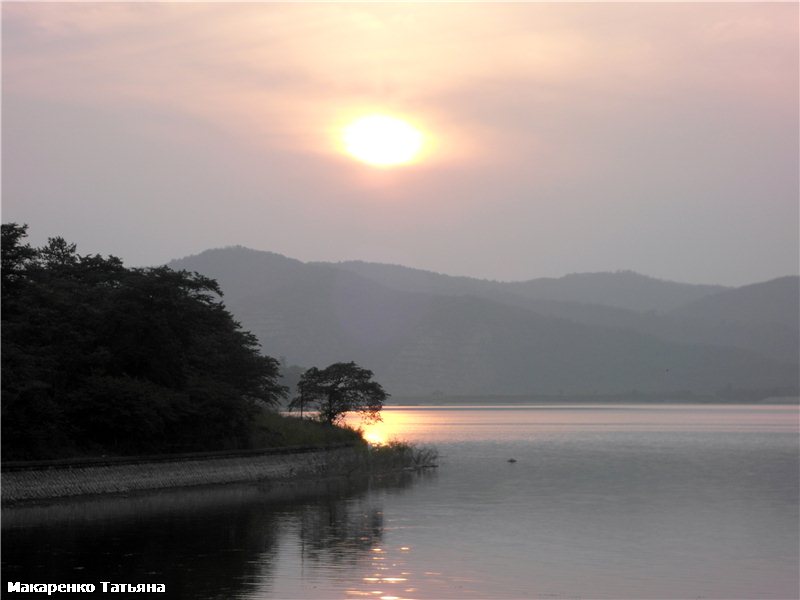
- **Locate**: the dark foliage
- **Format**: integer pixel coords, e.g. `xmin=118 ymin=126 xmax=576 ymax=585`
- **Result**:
xmin=1 ymin=224 xmax=287 ymax=459
xmin=290 ymin=362 xmax=387 ymax=425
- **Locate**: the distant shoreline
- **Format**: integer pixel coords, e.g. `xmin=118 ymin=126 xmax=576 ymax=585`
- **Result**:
xmin=385 ymin=395 xmax=800 ymax=406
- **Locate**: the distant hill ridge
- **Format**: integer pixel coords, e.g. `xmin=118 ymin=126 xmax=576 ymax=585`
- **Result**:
xmin=674 ymin=276 xmax=799 ymax=325
xmin=168 ymin=247 xmax=798 ymax=398
xmin=328 ymin=260 xmax=728 ymax=312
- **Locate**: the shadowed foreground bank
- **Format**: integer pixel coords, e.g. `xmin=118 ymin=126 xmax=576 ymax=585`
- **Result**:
xmin=3 ymin=468 xmax=433 ymax=599
xmin=2 ymin=441 xmax=438 ymax=504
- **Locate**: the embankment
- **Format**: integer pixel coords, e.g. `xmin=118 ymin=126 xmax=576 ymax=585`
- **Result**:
xmin=1 ymin=443 xmax=365 ymax=505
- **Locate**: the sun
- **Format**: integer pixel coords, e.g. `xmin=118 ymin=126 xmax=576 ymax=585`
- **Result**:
xmin=341 ymin=114 xmax=425 ymax=167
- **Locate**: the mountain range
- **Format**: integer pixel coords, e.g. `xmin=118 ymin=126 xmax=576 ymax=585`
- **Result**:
xmin=168 ymin=247 xmax=798 ymax=400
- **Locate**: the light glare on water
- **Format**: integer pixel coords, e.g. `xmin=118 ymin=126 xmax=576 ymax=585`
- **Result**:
xmin=347 ymin=403 xmax=799 ymax=445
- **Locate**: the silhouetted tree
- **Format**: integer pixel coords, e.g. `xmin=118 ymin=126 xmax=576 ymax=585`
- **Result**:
xmin=290 ymin=362 xmax=387 ymax=425
xmin=1 ymin=223 xmax=37 ymax=292
xmin=1 ymin=224 xmax=287 ymax=458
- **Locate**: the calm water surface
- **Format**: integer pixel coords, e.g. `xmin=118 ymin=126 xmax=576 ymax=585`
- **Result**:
xmin=3 ymin=404 xmax=798 ymax=599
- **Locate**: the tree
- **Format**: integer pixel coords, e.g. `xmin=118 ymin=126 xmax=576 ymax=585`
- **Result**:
xmin=1 ymin=223 xmax=37 ymax=292
xmin=1 ymin=224 xmax=288 ymax=458
xmin=290 ymin=362 xmax=388 ymax=425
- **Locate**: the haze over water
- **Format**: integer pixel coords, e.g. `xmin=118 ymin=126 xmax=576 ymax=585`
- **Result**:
xmin=4 ymin=404 xmax=798 ymax=599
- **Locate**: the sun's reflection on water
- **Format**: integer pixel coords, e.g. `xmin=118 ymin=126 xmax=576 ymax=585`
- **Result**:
xmin=343 ymin=408 xmax=423 ymax=446
xmin=341 ymin=543 xmax=432 ymax=600
xmin=345 ymin=404 xmax=800 ymax=448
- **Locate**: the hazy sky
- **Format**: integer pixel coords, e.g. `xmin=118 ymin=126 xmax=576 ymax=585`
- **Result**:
xmin=3 ymin=3 xmax=798 ymax=285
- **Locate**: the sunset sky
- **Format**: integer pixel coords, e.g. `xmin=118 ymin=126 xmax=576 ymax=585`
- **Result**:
xmin=3 ymin=2 xmax=798 ymax=285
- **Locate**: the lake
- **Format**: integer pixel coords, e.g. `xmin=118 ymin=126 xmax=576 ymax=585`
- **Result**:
xmin=3 ymin=404 xmax=798 ymax=599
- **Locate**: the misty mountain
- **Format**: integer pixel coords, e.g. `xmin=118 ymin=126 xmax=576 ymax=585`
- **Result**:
xmin=330 ymin=261 xmax=726 ymax=312
xmin=331 ymin=261 xmax=798 ymax=364
xmin=671 ymin=276 xmax=799 ymax=326
xmin=169 ymin=247 xmax=798 ymax=398
xmin=508 ymin=271 xmax=727 ymax=312
xmin=657 ymin=277 xmax=799 ymax=364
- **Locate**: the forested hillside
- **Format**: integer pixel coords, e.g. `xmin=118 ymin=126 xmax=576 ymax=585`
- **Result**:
xmin=1 ymin=225 xmax=287 ymax=459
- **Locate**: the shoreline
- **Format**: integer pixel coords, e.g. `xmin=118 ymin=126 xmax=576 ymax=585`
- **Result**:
xmin=1 ymin=444 xmax=366 ymax=506
xmin=385 ymin=395 xmax=799 ymax=406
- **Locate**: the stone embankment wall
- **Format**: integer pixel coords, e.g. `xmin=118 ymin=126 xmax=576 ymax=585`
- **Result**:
xmin=1 ymin=444 xmax=364 ymax=504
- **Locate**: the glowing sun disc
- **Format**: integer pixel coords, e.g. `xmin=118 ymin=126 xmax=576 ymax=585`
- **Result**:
xmin=342 ymin=115 xmax=424 ymax=167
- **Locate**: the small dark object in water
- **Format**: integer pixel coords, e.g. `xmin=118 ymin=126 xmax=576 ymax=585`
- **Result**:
xmin=507 ymin=458 xmax=517 ymax=463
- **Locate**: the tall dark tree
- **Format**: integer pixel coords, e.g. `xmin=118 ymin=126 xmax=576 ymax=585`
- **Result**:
xmin=1 ymin=223 xmax=37 ymax=292
xmin=290 ymin=362 xmax=387 ymax=425
xmin=1 ymin=224 xmax=287 ymax=459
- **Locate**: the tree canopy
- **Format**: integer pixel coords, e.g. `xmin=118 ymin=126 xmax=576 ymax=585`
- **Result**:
xmin=290 ymin=362 xmax=388 ymax=425
xmin=1 ymin=223 xmax=287 ymax=459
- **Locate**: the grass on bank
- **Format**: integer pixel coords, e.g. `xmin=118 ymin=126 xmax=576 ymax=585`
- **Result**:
xmin=366 ymin=440 xmax=439 ymax=471
xmin=249 ymin=410 xmax=438 ymax=472
xmin=248 ymin=410 xmax=364 ymax=448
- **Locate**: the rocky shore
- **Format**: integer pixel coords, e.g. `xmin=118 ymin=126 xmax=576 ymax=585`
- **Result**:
xmin=1 ymin=444 xmax=364 ymax=505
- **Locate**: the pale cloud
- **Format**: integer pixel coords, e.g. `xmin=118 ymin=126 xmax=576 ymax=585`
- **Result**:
xmin=2 ymin=3 xmax=797 ymax=284
xmin=5 ymin=4 xmax=795 ymax=157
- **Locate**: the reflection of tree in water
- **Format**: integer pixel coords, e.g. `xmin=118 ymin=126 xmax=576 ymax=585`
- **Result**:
xmin=297 ymin=496 xmax=384 ymax=563
xmin=3 ymin=486 xmax=285 ymax=599
xmin=2 ymin=471 xmax=425 ymax=599
xmin=294 ymin=471 xmax=423 ymax=566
